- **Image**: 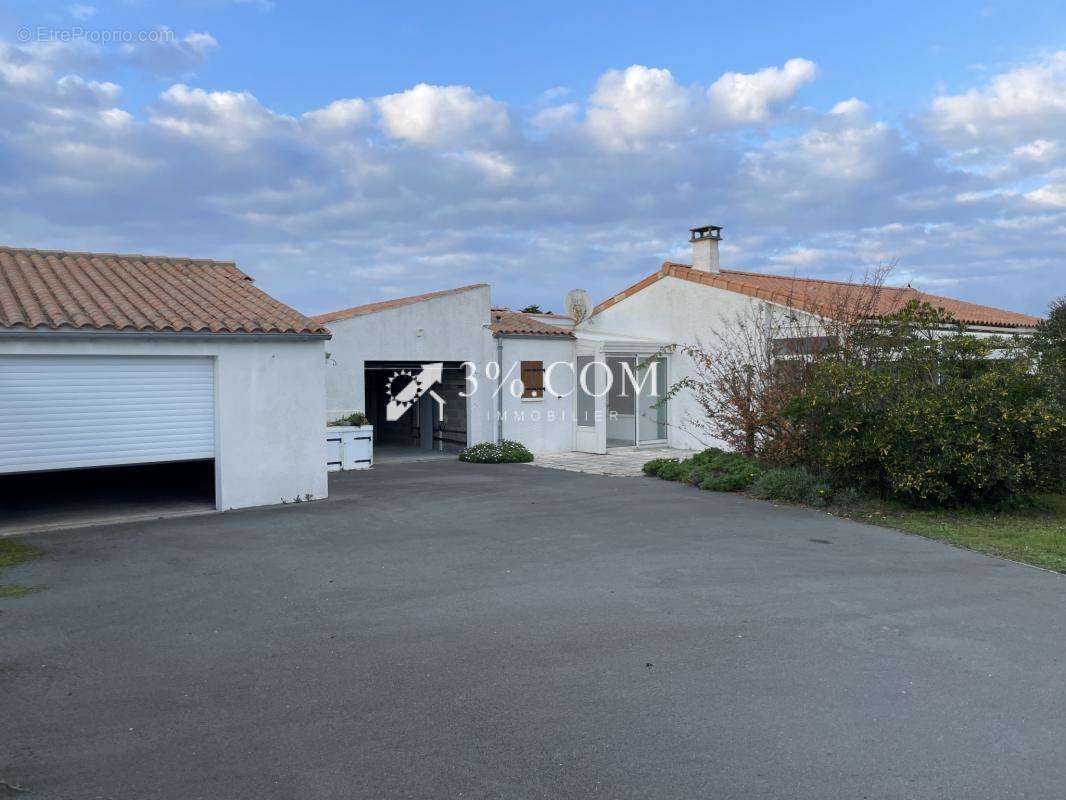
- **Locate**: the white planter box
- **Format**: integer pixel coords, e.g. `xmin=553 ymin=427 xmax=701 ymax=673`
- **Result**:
xmin=325 ymin=425 xmax=373 ymax=471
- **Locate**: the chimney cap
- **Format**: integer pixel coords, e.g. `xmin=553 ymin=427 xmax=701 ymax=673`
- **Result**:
xmin=689 ymin=225 xmax=722 ymax=242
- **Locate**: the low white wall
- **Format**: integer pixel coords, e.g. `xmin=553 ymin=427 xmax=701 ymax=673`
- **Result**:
xmin=494 ymin=336 xmax=576 ymax=453
xmin=0 ymin=335 xmax=328 ymax=510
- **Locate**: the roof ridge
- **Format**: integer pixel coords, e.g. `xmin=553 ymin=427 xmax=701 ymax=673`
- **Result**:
xmin=0 ymin=245 xmax=237 ymax=267
xmin=312 ymin=283 xmax=489 ymax=324
xmin=664 ymin=261 xmax=909 ymax=292
xmin=592 ymin=262 xmax=1038 ymax=328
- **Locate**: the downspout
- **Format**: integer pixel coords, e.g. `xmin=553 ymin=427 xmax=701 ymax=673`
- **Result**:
xmin=496 ymin=335 xmax=504 ymax=443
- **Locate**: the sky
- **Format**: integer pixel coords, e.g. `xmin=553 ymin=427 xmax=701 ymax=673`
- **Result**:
xmin=0 ymin=1 xmax=1064 ymax=317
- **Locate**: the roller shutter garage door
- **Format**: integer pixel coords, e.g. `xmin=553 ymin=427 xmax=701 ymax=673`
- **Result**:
xmin=0 ymin=355 xmax=215 ymax=474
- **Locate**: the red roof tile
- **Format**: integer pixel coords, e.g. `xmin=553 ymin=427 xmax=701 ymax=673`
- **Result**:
xmin=312 ymin=284 xmax=488 ymax=324
xmin=593 ymin=262 xmax=1041 ymax=329
xmin=0 ymin=247 xmax=328 ymax=335
xmin=490 ymin=308 xmax=574 ymax=337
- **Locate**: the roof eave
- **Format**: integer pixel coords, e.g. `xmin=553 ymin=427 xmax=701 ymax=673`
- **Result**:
xmin=0 ymin=326 xmax=331 ymax=341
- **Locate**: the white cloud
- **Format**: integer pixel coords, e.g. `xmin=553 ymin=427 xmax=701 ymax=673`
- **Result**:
xmin=706 ymin=58 xmax=817 ymax=124
xmin=56 ymin=75 xmax=120 ymax=107
xmin=584 ymin=65 xmax=691 ymax=150
xmin=302 ymin=98 xmax=372 ymax=135
xmin=1025 ymin=174 xmax=1066 ymax=207
xmin=582 ymin=59 xmax=819 ymax=150
xmin=926 ymin=51 xmax=1066 ymax=151
xmin=0 ymin=45 xmax=1057 ymax=318
xmin=829 ymin=97 xmax=869 ymax=118
xmin=150 ymin=84 xmax=295 ymax=147
xmin=68 ymin=4 xmax=97 ymax=20
xmin=122 ymin=30 xmax=219 ymax=75
xmin=449 ymin=150 xmax=515 ymax=181
xmin=530 ymin=103 xmax=578 ymax=130
xmin=375 ymin=83 xmax=509 ymax=147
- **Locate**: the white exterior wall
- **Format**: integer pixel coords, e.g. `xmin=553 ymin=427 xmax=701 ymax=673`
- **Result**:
xmin=0 ymin=335 xmax=328 ymax=510
xmin=492 ymin=336 xmax=576 ymax=454
xmin=581 ymin=276 xmax=816 ymax=451
xmin=322 ymin=286 xmax=494 ymax=446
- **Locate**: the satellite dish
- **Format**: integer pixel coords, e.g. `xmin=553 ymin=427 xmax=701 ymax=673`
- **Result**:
xmin=565 ymin=288 xmax=592 ymax=324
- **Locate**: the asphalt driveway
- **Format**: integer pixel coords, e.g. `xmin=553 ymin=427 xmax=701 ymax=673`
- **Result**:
xmin=4 ymin=461 xmax=1066 ymax=799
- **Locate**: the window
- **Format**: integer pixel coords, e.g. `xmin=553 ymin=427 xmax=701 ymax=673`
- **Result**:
xmin=520 ymin=360 xmax=544 ymax=399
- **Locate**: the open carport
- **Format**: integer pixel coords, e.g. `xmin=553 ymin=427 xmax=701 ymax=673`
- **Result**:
xmin=4 ymin=461 xmax=1066 ymax=799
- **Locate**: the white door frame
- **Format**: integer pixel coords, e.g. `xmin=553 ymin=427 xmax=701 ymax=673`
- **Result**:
xmin=603 ymin=348 xmax=669 ymax=448
xmin=573 ymin=343 xmax=607 ymax=454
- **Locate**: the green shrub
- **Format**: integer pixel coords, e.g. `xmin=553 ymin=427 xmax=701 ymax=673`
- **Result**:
xmin=458 ymin=440 xmax=534 ymax=464
xmin=644 ymin=448 xmax=761 ymax=492
xmin=642 ymin=457 xmax=675 ymax=476
xmin=750 ymin=467 xmax=818 ymax=503
xmin=656 ymin=459 xmax=692 ymax=482
xmin=830 ymin=486 xmax=866 ymax=509
xmin=806 ymin=480 xmax=833 ymax=508
xmin=329 ymin=411 xmax=369 ymax=427
xmin=786 ymin=302 xmax=1066 ymax=507
xmin=693 ymin=452 xmax=762 ymax=492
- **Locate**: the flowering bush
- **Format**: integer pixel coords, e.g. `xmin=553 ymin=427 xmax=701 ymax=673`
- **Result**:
xmin=458 ymin=440 xmax=534 ymax=464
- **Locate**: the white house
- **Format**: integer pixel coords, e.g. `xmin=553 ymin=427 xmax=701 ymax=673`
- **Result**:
xmin=0 ymin=247 xmax=330 ymax=512
xmin=579 ymin=225 xmax=1041 ymax=451
xmin=315 ymin=224 xmax=1041 ymax=457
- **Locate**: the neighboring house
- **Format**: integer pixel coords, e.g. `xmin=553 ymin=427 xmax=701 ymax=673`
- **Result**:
xmin=314 ymin=224 xmax=1041 ymax=456
xmin=0 ymin=247 xmax=331 ymax=510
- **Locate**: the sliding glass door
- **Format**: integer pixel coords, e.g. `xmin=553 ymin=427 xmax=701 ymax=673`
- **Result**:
xmin=606 ymin=353 xmax=667 ymax=447
xmin=638 ymin=355 xmax=668 ymax=442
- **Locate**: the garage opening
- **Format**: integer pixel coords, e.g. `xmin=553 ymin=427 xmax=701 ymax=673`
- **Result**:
xmin=364 ymin=361 xmax=468 ymax=460
xmin=0 ymin=354 xmax=218 ymax=533
xmin=0 ymin=460 xmax=216 ymax=534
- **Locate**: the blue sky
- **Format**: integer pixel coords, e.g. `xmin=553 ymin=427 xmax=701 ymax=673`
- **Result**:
xmin=0 ymin=0 xmax=1063 ymax=316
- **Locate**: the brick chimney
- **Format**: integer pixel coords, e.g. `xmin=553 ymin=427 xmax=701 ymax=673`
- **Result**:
xmin=690 ymin=225 xmax=722 ymax=273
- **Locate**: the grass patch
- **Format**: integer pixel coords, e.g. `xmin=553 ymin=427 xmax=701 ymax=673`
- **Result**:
xmin=0 ymin=584 xmax=45 ymax=598
xmin=0 ymin=538 xmax=44 ymax=568
xmin=0 ymin=539 xmax=46 ymax=600
xmin=837 ymin=494 xmax=1066 ymax=573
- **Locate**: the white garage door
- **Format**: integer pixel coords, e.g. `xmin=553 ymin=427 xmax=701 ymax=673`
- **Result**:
xmin=0 ymin=355 xmax=215 ymax=474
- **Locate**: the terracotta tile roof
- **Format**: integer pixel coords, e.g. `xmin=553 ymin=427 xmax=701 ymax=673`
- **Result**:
xmin=490 ymin=308 xmax=574 ymax=337
xmin=312 ymin=284 xmax=488 ymax=324
xmin=0 ymin=246 xmax=328 ymax=336
xmin=534 ymin=311 xmax=575 ymax=320
xmin=592 ymin=262 xmax=1041 ymax=330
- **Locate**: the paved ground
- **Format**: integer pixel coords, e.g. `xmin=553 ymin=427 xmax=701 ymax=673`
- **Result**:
xmin=373 ymin=444 xmax=457 ymax=465
xmin=3 ymin=461 xmax=1066 ymax=799
xmin=529 ymin=446 xmax=687 ymax=476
